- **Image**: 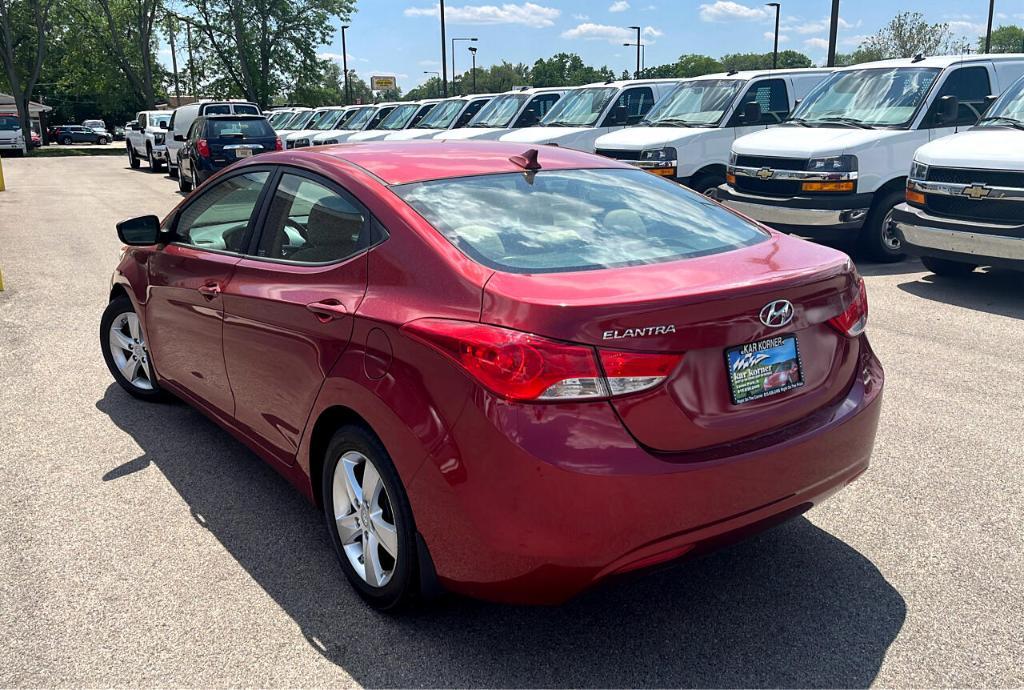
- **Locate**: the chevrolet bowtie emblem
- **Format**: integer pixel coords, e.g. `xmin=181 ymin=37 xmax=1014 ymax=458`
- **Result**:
xmin=962 ymin=183 xmax=993 ymax=200
xmin=755 ymin=167 xmax=774 ymax=180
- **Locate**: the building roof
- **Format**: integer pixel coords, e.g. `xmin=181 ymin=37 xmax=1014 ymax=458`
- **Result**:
xmin=0 ymin=93 xmax=52 ymax=115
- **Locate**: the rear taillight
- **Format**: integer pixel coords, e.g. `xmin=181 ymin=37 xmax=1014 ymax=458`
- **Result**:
xmin=274 ymin=136 xmax=283 ymax=151
xmin=828 ymin=276 xmax=868 ymax=337
xmin=402 ymin=319 xmax=682 ymax=402
xmin=196 ymin=138 xmax=210 ymax=158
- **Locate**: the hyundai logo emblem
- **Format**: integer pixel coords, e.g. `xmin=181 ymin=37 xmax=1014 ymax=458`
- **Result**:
xmin=759 ymin=300 xmax=794 ymax=328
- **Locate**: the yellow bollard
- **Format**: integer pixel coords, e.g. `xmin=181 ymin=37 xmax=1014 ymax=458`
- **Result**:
xmin=0 ymin=154 xmax=5 ymax=192
xmin=0 ymin=267 xmax=4 ymax=291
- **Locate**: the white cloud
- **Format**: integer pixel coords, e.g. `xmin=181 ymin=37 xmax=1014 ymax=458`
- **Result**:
xmin=764 ymin=31 xmax=789 ymax=44
xmin=572 ymin=13 xmax=589 ymax=20
xmin=783 ymin=16 xmax=856 ymax=35
xmin=404 ymin=2 xmax=560 ymax=28
xmin=803 ymin=37 xmax=829 ymax=50
xmin=947 ymin=19 xmax=985 ymax=35
xmin=699 ymin=1 xmax=768 ymax=22
xmin=561 ymin=22 xmax=661 ymax=44
xmin=609 ymin=1 xmax=630 ymax=12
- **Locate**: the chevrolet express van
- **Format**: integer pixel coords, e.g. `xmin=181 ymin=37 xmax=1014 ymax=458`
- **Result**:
xmin=434 ymin=87 xmax=567 ymax=141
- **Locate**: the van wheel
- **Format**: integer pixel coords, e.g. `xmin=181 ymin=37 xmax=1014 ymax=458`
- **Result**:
xmin=127 ymin=145 xmax=140 ymax=169
xmin=921 ymin=255 xmax=976 ymax=277
xmin=322 ymin=425 xmax=418 ymax=612
xmin=857 ymin=190 xmax=906 ymax=263
xmin=691 ymin=173 xmax=725 ymax=196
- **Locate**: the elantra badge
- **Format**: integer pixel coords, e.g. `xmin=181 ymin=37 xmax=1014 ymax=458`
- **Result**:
xmin=759 ymin=300 xmax=794 ymax=328
xmin=602 ymin=325 xmax=677 ymax=340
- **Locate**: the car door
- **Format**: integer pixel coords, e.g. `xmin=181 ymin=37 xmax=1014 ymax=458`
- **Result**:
xmin=924 ymin=64 xmax=994 ymax=140
xmin=144 ymin=169 xmax=272 ymax=418
xmin=181 ymin=119 xmax=202 ymax=180
xmin=220 ymin=169 xmax=380 ymax=464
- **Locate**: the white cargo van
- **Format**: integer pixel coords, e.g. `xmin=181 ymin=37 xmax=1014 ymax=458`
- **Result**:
xmin=716 ymin=55 xmax=1024 ymax=261
xmin=434 ymin=87 xmax=567 ymax=141
xmin=283 ymin=106 xmax=356 ymax=148
xmin=499 ymin=79 xmax=681 ymax=153
xmin=893 ymin=72 xmax=1024 ymax=275
xmin=346 ymin=100 xmax=444 ymax=143
xmin=304 ymin=102 xmax=404 ymax=146
xmin=166 ymin=100 xmax=260 ymax=176
xmin=384 ymin=95 xmax=494 ymax=141
xmin=594 ymin=69 xmax=831 ymax=193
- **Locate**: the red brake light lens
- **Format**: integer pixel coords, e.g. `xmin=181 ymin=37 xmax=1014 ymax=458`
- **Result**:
xmin=402 ymin=319 xmax=681 ymax=402
xmin=196 ymin=138 xmax=210 ymax=158
xmin=274 ymin=136 xmax=283 ymax=151
xmin=828 ymin=276 xmax=868 ymax=337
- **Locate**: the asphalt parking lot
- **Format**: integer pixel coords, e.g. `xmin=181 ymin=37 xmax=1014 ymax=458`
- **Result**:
xmin=1 ymin=155 xmax=1022 ymax=687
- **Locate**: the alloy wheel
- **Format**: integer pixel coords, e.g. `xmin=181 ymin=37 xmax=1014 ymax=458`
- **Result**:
xmin=332 ymin=450 xmax=399 ymax=588
xmin=108 ymin=312 xmax=154 ymax=391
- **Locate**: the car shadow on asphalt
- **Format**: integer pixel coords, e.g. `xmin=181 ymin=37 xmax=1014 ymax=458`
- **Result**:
xmin=898 ymin=268 xmax=1023 ymax=320
xmin=97 ymin=385 xmax=905 ymax=688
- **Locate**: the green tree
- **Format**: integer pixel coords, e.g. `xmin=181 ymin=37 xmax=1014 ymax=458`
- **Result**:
xmin=184 ymin=0 xmax=355 ymax=108
xmin=979 ymin=25 xmax=1024 ymax=53
xmin=834 ymin=46 xmax=886 ymax=67
xmin=288 ymin=58 xmax=344 ymax=106
xmin=87 ymin=0 xmax=163 ymax=108
xmin=640 ymin=54 xmax=723 ymax=79
xmin=404 ymin=76 xmax=444 ymax=101
xmin=720 ymin=50 xmax=812 ymax=71
xmin=530 ymin=52 xmax=613 ymax=88
xmin=0 ymin=0 xmax=57 ymax=143
xmin=858 ymin=11 xmax=952 ymax=59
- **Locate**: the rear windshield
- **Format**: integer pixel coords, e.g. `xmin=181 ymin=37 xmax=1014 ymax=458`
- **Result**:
xmin=395 ymin=168 xmax=766 ymax=273
xmin=207 ymin=118 xmax=274 ymax=138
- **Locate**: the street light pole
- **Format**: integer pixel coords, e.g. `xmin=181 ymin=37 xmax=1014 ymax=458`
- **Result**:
xmin=440 ymin=0 xmax=448 ymax=97
xmin=826 ymin=0 xmax=840 ymax=67
xmin=468 ymin=46 xmax=477 ymax=93
xmin=766 ymin=3 xmax=780 ymax=69
xmin=984 ymin=0 xmax=995 ymax=53
xmin=629 ymin=26 xmax=641 ymax=78
xmin=451 ymin=37 xmax=477 ymax=95
xmin=341 ymin=24 xmax=351 ymax=105
xmin=423 ymin=71 xmax=440 ymax=98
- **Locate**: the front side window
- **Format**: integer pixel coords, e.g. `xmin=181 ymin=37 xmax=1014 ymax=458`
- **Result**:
xmin=469 ymin=94 xmax=528 ymax=128
xmin=602 ymin=87 xmax=655 ymax=126
xmin=542 ymin=87 xmax=617 ymax=127
xmin=792 ymin=67 xmax=940 ymax=128
xmin=646 ymin=79 xmax=742 ymax=127
xmin=395 ymin=168 xmax=766 ymax=274
xmin=728 ymin=78 xmax=789 ymax=125
xmin=257 ymin=174 xmax=370 ymax=263
xmin=367 ymin=106 xmax=396 ymax=129
xmin=175 ymin=171 xmax=270 ymax=251
xmin=416 ymin=100 xmax=466 ymax=129
xmin=378 ymin=104 xmax=420 ymax=130
xmin=453 ymin=98 xmax=489 ymax=128
xmin=924 ymin=66 xmax=992 ymax=127
xmin=980 ymin=74 xmax=1024 ymax=127
xmin=409 ymin=103 xmax=438 ymax=127
xmin=515 ymin=93 xmax=561 ymax=127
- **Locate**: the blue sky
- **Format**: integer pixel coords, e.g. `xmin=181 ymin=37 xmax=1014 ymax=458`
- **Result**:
xmin=161 ymin=1 xmax=1024 ymax=93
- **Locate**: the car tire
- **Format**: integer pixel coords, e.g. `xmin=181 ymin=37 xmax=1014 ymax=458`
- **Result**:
xmin=178 ymin=168 xmax=192 ymax=193
xmin=857 ymin=190 xmax=906 ymax=263
xmin=59 ymin=136 xmax=72 ymax=145
xmin=322 ymin=425 xmax=419 ymax=612
xmin=127 ymin=145 xmax=140 ymax=169
xmin=147 ymin=146 xmax=163 ymax=172
xmin=100 ymin=296 xmax=170 ymax=401
xmin=921 ymin=255 xmax=977 ymax=277
xmin=98 ymin=137 xmax=108 ymax=145
xmin=168 ymin=164 xmax=178 ymax=179
xmin=690 ymin=173 xmax=726 ymax=197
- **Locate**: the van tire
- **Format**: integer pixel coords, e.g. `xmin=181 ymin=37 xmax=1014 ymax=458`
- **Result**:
xmin=691 ymin=173 xmax=726 ymax=196
xmin=857 ymin=190 xmax=906 ymax=263
xmin=921 ymin=255 xmax=976 ymax=277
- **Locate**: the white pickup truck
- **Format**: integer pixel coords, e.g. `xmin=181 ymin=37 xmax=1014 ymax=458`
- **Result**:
xmin=594 ymin=69 xmax=832 ymax=194
xmin=125 ymin=110 xmax=171 ymax=172
xmin=893 ymin=72 xmax=1024 ymax=275
xmin=716 ymin=55 xmax=1024 ymax=261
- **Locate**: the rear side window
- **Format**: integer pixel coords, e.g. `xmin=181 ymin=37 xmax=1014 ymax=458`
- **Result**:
xmin=257 ymin=174 xmax=371 ymax=263
xmin=926 ymin=66 xmax=992 ymax=126
xmin=175 ymin=172 xmax=269 ymax=251
xmin=207 ymin=118 xmax=274 ymax=138
xmin=515 ymin=93 xmax=561 ymax=127
xmin=729 ymin=78 xmax=790 ymax=125
xmin=395 ymin=168 xmax=766 ymax=273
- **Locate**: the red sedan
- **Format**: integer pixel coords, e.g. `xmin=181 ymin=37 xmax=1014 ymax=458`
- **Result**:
xmin=101 ymin=141 xmax=883 ymax=609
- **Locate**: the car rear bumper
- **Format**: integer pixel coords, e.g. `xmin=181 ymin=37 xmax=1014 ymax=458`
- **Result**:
xmin=408 ymin=338 xmax=884 ymax=604
xmin=893 ymin=203 xmax=1024 ymax=269
xmin=716 ymin=184 xmax=872 ymax=235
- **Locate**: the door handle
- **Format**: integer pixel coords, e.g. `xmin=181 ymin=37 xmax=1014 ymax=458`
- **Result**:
xmin=306 ymin=300 xmax=348 ymax=322
xmin=197 ymin=282 xmax=221 ymax=298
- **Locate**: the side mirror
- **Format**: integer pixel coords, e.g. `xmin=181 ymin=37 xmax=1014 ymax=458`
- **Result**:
xmin=936 ymin=95 xmax=959 ymax=125
xmin=793 ymin=98 xmax=803 ymax=107
xmin=742 ymin=101 xmax=762 ymax=124
xmin=130 ymin=122 xmax=140 ymax=131
xmin=174 ymin=134 xmax=185 ymax=142
xmin=607 ymin=104 xmax=629 ymax=126
xmin=116 ymin=215 xmax=162 ymax=245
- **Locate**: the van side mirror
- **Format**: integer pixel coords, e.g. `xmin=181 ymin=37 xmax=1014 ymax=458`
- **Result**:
xmin=606 ymin=104 xmax=629 ymax=126
xmin=936 ymin=95 xmax=959 ymax=125
xmin=793 ymin=98 xmax=803 ymax=107
xmin=116 ymin=215 xmax=162 ymax=245
xmin=743 ymin=101 xmax=762 ymax=124
xmin=174 ymin=134 xmax=185 ymax=142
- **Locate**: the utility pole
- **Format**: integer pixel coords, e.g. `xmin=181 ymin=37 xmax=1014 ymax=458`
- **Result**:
xmin=826 ymin=0 xmax=840 ymax=67
xmin=984 ymin=0 xmax=995 ymax=53
xmin=629 ymin=26 xmax=641 ymax=78
xmin=440 ymin=0 xmax=448 ymax=97
xmin=766 ymin=3 xmax=780 ymax=69
xmin=341 ymin=25 xmax=351 ymax=104
xmin=166 ymin=16 xmax=181 ymax=102
xmin=468 ymin=46 xmax=477 ymax=93
xmin=451 ymin=37 xmax=477 ymax=95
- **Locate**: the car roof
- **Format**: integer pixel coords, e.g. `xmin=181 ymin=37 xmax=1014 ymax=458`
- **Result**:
xmin=690 ymin=68 xmax=834 ymax=81
xmin=836 ymin=53 xmax=1024 ymax=71
xmin=272 ymin=140 xmax=629 ymax=185
xmin=202 ymin=113 xmax=267 ymax=119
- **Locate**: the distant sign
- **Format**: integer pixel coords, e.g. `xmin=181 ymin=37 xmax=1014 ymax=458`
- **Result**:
xmin=370 ymin=75 xmax=397 ymax=91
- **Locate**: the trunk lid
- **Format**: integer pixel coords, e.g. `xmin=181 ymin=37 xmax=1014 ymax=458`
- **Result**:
xmin=481 ymin=233 xmax=863 ymax=453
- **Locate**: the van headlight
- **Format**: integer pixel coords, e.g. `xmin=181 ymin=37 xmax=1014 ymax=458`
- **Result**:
xmin=637 ymin=147 xmax=677 ymax=176
xmin=807 ymin=154 xmax=857 ymax=173
xmin=728 ymin=150 xmax=738 ymax=167
xmin=909 ymin=159 xmax=928 ymax=180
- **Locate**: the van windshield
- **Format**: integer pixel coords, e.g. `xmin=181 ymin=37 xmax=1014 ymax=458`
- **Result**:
xmin=0 ymin=116 xmax=19 ymax=131
xmin=792 ymin=67 xmax=940 ymax=128
xmin=378 ymin=104 xmax=419 ymax=130
xmin=979 ymin=76 xmax=1024 ymax=127
xmin=644 ymin=79 xmax=741 ymax=127
xmin=312 ymin=110 xmax=345 ymax=130
xmin=469 ymin=94 xmax=529 ymax=127
xmin=395 ymin=168 xmax=766 ymax=273
xmin=416 ymin=99 xmax=466 ymax=129
xmin=541 ymin=87 xmax=617 ymax=127
xmin=285 ymin=111 xmax=315 ymax=129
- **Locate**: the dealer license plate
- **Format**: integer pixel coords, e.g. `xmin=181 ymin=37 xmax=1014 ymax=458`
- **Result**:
xmin=725 ymin=334 xmax=804 ymax=405
xmin=234 ymin=147 xmax=253 ymax=158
